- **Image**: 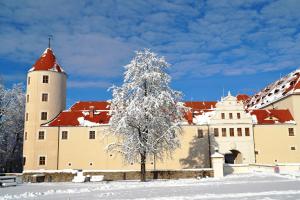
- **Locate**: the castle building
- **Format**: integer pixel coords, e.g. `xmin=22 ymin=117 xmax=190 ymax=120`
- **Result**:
xmin=23 ymin=48 xmax=300 ymax=171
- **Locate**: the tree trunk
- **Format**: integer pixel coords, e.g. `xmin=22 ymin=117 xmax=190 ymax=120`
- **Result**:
xmin=140 ymin=152 xmax=146 ymax=182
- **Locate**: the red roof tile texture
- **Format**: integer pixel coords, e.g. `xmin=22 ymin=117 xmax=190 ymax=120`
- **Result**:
xmin=31 ymin=48 xmax=64 ymax=72
xmin=250 ymin=109 xmax=295 ymax=124
xmin=45 ymin=101 xmax=216 ymax=127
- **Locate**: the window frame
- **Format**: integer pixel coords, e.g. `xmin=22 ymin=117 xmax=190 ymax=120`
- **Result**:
xmin=42 ymin=93 xmax=48 ymax=102
xmin=39 ymin=156 xmax=46 ymax=166
xmin=42 ymin=75 xmax=49 ymax=83
xmin=38 ymin=131 xmax=45 ymax=140
xmin=222 ymin=128 xmax=226 ymax=137
xmin=229 ymin=128 xmax=234 ymax=136
xmin=237 ymin=128 xmax=242 ymax=136
xmin=214 ymin=128 xmax=219 ymax=137
xmin=245 ymin=128 xmax=250 ymax=136
xmin=221 ymin=113 xmax=225 ymax=119
xmin=197 ymin=129 xmax=204 ymax=138
xmin=89 ymin=131 xmax=96 ymax=139
xmin=288 ymin=128 xmax=295 ymax=136
xmin=61 ymin=131 xmax=68 ymax=140
xmin=41 ymin=112 xmax=47 ymax=120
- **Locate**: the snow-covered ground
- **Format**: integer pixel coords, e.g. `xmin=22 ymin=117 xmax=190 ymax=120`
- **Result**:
xmin=1 ymin=172 xmax=300 ymax=200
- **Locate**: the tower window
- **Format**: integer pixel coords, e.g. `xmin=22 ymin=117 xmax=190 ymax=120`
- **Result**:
xmin=26 ymin=95 xmax=29 ymax=103
xmin=237 ymin=128 xmax=242 ymax=136
xmin=214 ymin=128 xmax=219 ymax=137
xmin=197 ymin=129 xmax=203 ymax=138
xmin=28 ymin=77 xmax=30 ymax=85
xmin=24 ymin=132 xmax=27 ymax=140
xmin=245 ymin=128 xmax=250 ymax=136
xmin=230 ymin=128 xmax=234 ymax=136
xmin=229 ymin=113 xmax=233 ymax=119
xmin=23 ymin=157 xmax=26 ymax=166
xmin=221 ymin=113 xmax=225 ymax=119
xmin=62 ymin=131 xmax=68 ymax=140
xmin=289 ymin=128 xmax=295 ymax=136
xmin=42 ymin=93 xmax=48 ymax=102
xmin=41 ymin=112 xmax=47 ymax=120
xmin=89 ymin=131 xmax=95 ymax=139
xmin=42 ymin=75 xmax=49 ymax=83
xmin=237 ymin=113 xmax=241 ymax=119
xmin=38 ymin=131 xmax=45 ymax=140
xmin=222 ymin=128 xmax=226 ymax=137
xmin=26 ymin=113 xmax=29 ymax=121
xmin=39 ymin=156 xmax=46 ymax=165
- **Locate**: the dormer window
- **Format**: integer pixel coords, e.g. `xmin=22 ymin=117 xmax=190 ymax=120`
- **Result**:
xmin=42 ymin=75 xmax=49 ymax=83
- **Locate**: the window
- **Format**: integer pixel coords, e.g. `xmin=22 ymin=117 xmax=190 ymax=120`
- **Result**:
xmin=24 ymin=132 xmax=27 ymax=140
xmin=26 ymin=95 xmax=29 ymax=103
xmin=42 ymin=93 xmax=48 ymax=102
xmin=23 ymin=157 xmax=26 ymax=166
xmin=214 ymin=128 xmax=219 ymax=137
xmin=89 ymin=131 xmax=95 ymax=139
xmin=289 ymin=128 xmax=295 ymax=136
xmin=39 ymin=156 xmax=46 ymax=165
xmin=237 ymin=113 xmax=241 ymax=119
xmin=41 ymin=112 xmax=47 ymax=120
xmin=255 ymin=151 xmax=259 ymax=155
xmin=222 ymin=128 xmax=226 ymax=137
xmin=230 ymin=128 xmax=234 ymax=136
xmin=229 ymin=113 xmax=233 ymax=119
xmin=221 ymin=113 xmax=225 ymax=119
xmin=197 ymin=129 xmax=203 ymax=138
xmin=245 ymin=128 xmax=250 ymax=136
xmin=38 ymin=131 xmax=45 ymax=140
xmin=28 ymin=77 xmax=30 ymax=85
xmin=291 ymin=146 xmax=296 ymax=151
xmin=26 ymin=113 xmax=28 ymax=121
xmin=237 ymin=128 xmax=242 ymax=136
xmin=42 ymin=75 xmax=49 ymax=83
xmin=62 ymin=131 xmax=68 ymax=140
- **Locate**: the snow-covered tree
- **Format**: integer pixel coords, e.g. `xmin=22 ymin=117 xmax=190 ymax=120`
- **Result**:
xmin=0 ymin=82 xmax=25 ymax=172
xmin=109 ymin=49 xmax=186 ymax=181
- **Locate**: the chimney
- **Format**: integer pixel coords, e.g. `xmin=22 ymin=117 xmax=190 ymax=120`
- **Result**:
xmin=89 ymin=106 xmax=95 ymax=118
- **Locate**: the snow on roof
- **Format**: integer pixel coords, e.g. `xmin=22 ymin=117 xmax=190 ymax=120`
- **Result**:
xmin=247 ymin=69 xmax=300 ymax=109
xmin=30 ymin=48 xmax=64 ymax=73
xmin=249 ymin=109 xmax=295 ymax=125
xmin=45 ymin=101 xmax=217 ymax=127
xmin=43 ymin=102 xmax=111 ymax=127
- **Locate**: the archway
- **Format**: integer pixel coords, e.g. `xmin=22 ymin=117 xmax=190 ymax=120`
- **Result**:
xmin=224 ymin=150 xmax=242 ymax=164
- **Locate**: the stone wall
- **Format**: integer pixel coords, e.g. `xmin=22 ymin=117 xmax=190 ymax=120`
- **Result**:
xmin=23 ymin=169 xmax=213 ymax=182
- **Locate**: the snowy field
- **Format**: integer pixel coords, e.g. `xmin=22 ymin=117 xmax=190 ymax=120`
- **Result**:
xmin=1 ymin=173 xmax=300 ymax=200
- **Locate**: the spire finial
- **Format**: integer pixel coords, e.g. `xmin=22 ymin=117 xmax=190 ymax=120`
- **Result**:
xmin=48 ymin=35 xmax=53 ymax=48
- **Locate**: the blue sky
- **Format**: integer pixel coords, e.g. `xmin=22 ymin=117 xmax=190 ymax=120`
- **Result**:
xmin=1 ymin=0 xmax=300 ymax=107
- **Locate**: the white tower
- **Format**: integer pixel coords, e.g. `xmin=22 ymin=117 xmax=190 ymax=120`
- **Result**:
xmin=23 ymin=47 xmax=66 ymax=170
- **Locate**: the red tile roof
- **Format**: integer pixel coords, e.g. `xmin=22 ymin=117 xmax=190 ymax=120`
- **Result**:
xmin=237 ymin=94 xmax=250 ymax=102
xmin=70 ymin=101 xmax=110 ymax=111
xmin=184 ymin=101 xmax=216 ymax=110
xmin=45 ymin=101 xmax=216 ymax=127
xmin=30 ymin=48 xmax=64 ymax=73
xmin=250 ymin=109 xmax=295 ymax=125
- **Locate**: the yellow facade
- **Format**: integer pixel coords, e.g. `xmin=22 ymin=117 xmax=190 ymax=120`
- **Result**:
xmin=22 ymin=50 xmax=300 ymax=171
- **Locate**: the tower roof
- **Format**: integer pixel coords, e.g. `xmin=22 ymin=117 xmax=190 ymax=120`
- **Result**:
xmin=29 ymin=48 xmax=64 ymax=73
